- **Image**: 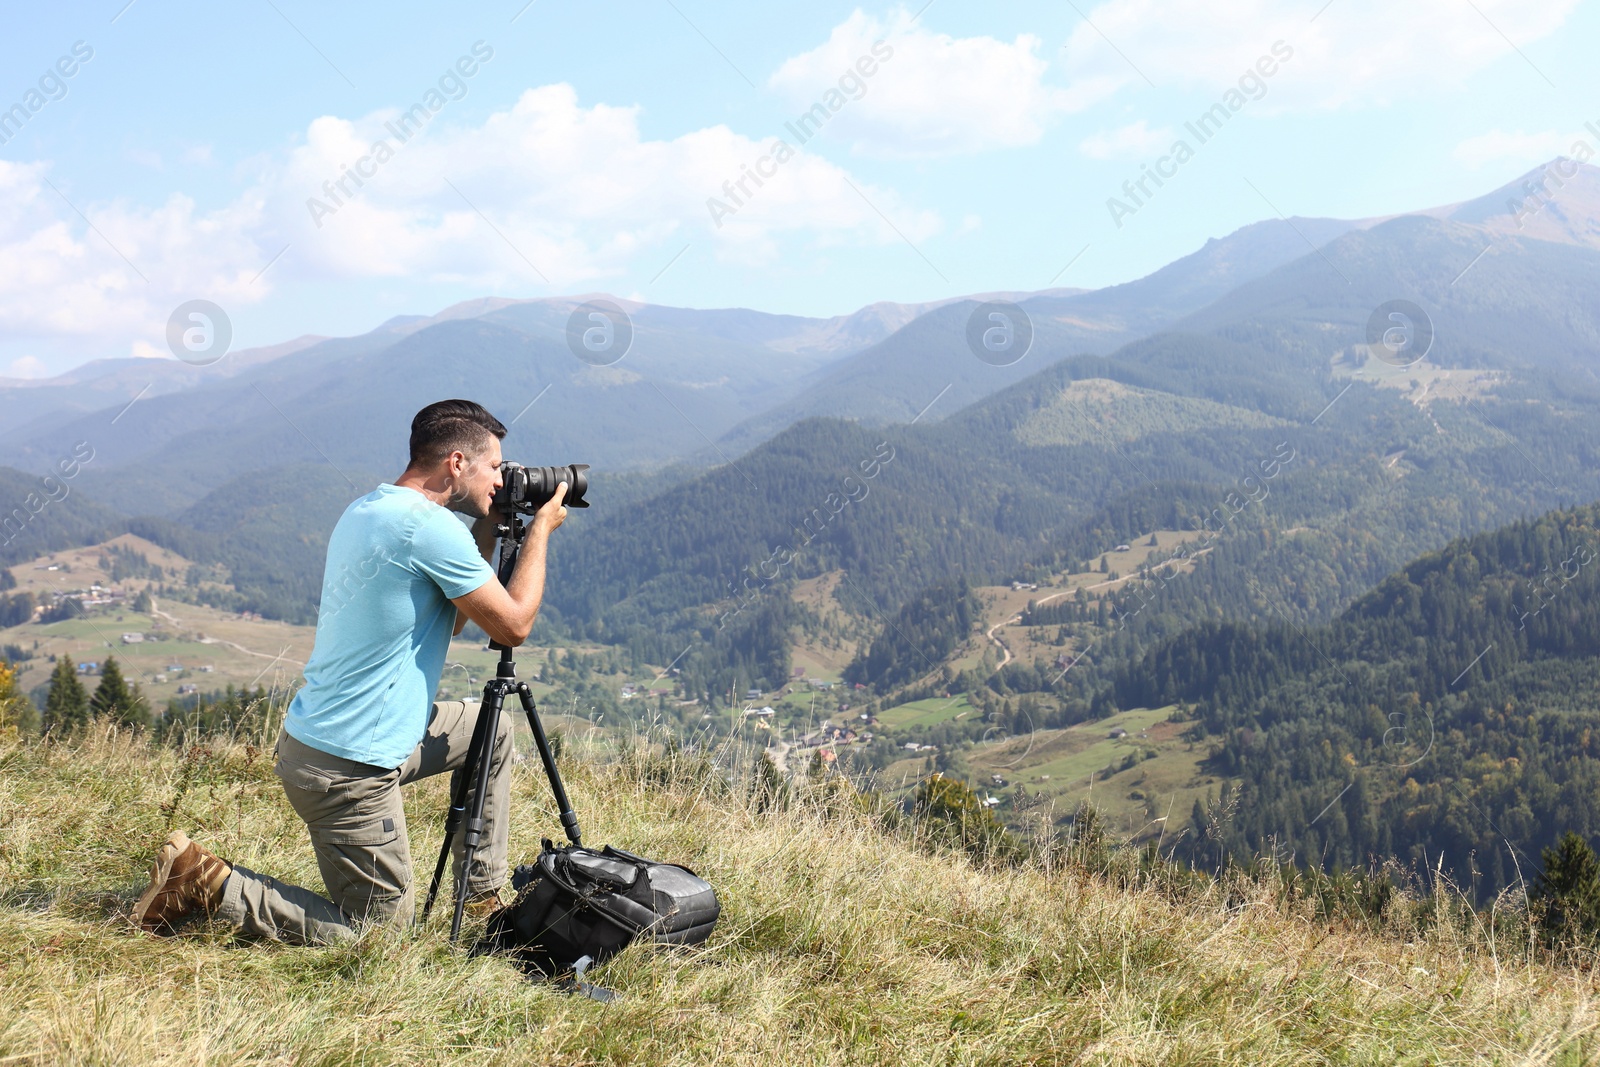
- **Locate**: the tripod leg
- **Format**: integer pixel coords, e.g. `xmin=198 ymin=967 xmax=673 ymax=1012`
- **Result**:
xmin=421 ymin=681 xmax=503 ymax=929
xmin=449 ymin=689 xmax=504 ymax=943
xmin=516 ymin=682 xmax=582 ymax=846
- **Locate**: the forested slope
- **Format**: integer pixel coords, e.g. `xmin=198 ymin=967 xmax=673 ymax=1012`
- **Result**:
xmin=1110 ymin=504 xmax=1600 ymax=899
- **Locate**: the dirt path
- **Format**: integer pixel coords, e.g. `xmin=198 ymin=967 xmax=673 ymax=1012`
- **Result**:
xmin=770 ymin=737 xmax=792 ymax=777
xmin=985 ymin=615 xmax=1018 ymax=669
xmin=1033 ymin=573 xmax=1137 ymax=604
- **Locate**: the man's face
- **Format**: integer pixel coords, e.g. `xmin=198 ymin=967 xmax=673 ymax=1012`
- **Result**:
xmin=447 ymin=433 xmax=503 ymax=519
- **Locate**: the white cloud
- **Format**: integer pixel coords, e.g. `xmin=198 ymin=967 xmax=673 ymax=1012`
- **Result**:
xmin=0 ymin=159 xmax=267 ymax=344
xmin=1059 ymin=0 xmax=1580 ymax=112
xmin=3 ymin=355 xmax=48 ymax=379
xmin=279 ymin=84 xmax=937 ymax=276
xmin=769 ymin=8 xmax=1070 ymax=157
xmin=1453 ymin=128 xmax=1572 ymax=169
xmin=1078 ymin=120 xmax=1175 ymax=160
xmin=0 ymin=84 xmax=937 ymax=360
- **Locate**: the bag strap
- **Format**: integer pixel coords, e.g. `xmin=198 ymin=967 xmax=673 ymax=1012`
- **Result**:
xmin=560 ymin=955 xmax=619 ymax=1004
xmin=540 ymin=851 xmax=648 ymax=936
xmin=603 ymin=844 xmax=704 ymax=880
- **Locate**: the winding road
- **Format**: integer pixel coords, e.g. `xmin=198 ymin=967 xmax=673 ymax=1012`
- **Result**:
xmin=985 ymin=615 xmax=1019 ymax=669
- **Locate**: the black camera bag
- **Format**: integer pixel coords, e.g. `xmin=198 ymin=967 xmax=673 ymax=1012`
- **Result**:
xmin=475 ymin=839 xmax=719 ymax=982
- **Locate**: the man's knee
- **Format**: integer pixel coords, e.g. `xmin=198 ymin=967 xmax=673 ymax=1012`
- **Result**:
xmin=311 ymin=818 xmax=413 ymax=920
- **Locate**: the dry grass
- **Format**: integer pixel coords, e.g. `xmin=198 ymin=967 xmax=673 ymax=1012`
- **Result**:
xmin=3 ymin=722 xmax=1600 ymax=1065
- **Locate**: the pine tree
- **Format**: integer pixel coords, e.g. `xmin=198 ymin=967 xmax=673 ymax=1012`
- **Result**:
xmin=44 ymin=656 xmax=89 ymax=734
xmin=912 ymin=773 xmax=1019 ymax=862
xmin=1534 ymin=831 xmax=1600 ymax=950
xmin=90 ymin=655 xmax=150 ymax=728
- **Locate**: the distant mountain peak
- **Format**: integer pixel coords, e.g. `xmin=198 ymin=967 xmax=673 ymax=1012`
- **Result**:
xmin=1423 ymin=158 xmax=1600 ymax=251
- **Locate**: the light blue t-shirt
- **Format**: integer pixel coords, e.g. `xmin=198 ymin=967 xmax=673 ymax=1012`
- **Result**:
xmin=285 ymin=484 xmax=495 ymax=768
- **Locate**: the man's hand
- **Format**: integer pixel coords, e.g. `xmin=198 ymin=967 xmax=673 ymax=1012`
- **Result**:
xmin=530 ymin=480 xmax=568 ymax=538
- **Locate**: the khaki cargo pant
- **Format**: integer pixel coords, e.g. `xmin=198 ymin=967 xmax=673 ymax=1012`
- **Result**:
xmin=215 ymin=699 xmax=512 ymax=945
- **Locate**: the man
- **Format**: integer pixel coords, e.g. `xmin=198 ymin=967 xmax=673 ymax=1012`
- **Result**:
xmin=131 ymin=399 xmax=568 ymax=943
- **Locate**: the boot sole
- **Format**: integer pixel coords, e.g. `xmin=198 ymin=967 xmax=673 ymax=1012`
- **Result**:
xmin=131 ymin=831 xmax=191 ymax=932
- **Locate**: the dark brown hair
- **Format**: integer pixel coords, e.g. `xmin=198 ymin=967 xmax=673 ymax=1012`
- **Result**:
xmin=407 ymin=399 xmax=507 ymax=468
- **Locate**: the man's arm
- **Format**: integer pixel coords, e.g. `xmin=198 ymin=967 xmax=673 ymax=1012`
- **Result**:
xmin=450 ymin=482 xmax=567 ymax=647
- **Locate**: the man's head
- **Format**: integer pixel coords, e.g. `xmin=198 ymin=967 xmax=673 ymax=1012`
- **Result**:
xmin=406 ymin=399 xmax=508 ymax=519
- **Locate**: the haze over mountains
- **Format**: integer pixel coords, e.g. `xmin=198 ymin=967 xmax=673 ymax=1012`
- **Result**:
xmin=3 ymin=158 xmax=1593 ymax=504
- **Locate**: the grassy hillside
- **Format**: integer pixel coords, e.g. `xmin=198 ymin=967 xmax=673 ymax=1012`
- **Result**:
xmin=4 ymin=723 xmax=1600 ymax=1064
xmin=1014 ymin=378 xmax=1289 ymax=448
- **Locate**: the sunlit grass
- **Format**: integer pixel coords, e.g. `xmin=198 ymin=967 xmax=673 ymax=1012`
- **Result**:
xmin=2 ymin=721 xmax=1599 ymax=1065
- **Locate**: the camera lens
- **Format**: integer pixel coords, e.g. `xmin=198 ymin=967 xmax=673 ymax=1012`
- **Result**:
xmin=495 ymin=462 xmax=589 ymax=511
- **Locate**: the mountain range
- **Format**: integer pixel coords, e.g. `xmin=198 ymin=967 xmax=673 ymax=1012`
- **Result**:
xmin=1 ymin=158 xmax=1592 ymax=503
xmin=1 ymin=157 xmax=1595 ymax=603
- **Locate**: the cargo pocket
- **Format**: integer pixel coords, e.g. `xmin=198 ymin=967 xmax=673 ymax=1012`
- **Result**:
xmin=276 ymin=762 xmax=340 ymax=828
xmin=310 ymin=812 xmax=412 ymax=924
xmin=277 ymin=763 xmax=334 ymax=793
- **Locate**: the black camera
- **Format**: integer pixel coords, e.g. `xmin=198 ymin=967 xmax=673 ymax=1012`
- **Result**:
xmin=495 ymin=462 xmax=590 ymax=512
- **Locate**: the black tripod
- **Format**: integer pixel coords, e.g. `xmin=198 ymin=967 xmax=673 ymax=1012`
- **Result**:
xmin=421 ymin=511 xmax=582 ymax=942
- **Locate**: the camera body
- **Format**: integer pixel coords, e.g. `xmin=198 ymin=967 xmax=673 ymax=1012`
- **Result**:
xmin=495 ymin=462 xmax=589 ymax=513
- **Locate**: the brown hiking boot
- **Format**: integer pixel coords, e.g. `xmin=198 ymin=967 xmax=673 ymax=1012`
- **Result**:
xmin=132 ymin=831 xmax=231 ymax=935
xmin=463 ymin=888 xmax=506 ymax=919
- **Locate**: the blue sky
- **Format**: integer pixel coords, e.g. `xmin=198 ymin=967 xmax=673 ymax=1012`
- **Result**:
xmin=2 ymin=0 xmax=1597 ymax=377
